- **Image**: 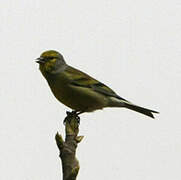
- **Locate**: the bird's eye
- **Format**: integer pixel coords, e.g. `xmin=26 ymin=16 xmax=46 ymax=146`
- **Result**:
xmin=46 ymin=57 xmax=54 ymax=61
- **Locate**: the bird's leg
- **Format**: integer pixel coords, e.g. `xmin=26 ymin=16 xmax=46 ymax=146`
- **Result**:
xmin=76 ymin=111 xmax=84 ymax=115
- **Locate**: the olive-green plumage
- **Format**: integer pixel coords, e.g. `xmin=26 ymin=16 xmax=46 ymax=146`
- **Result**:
xmin=36 ymin=50 xmax=159 ymax=118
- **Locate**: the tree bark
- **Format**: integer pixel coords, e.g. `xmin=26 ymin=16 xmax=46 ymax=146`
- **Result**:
xmin=55 ymin=112 xmax=83 ymax=180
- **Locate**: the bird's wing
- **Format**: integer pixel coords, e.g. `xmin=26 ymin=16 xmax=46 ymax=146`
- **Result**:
xmin=65 ymin=66 xmax=128 ymax=101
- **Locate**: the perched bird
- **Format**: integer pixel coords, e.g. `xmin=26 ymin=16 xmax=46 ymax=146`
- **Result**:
xmin=36 ymin=50 xmax=158 ymax=118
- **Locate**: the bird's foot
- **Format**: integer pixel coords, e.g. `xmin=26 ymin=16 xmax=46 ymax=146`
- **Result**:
xmin=63 ymin=111 xmax=80 ymax=124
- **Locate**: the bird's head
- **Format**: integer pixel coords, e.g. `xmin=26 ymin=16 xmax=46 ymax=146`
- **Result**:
xmin=36 ymin=50 xmax=66 ymax=73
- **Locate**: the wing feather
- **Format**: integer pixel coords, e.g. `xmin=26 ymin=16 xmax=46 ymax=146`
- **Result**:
xmin=65 ymin=66 xmax=128 ymax=101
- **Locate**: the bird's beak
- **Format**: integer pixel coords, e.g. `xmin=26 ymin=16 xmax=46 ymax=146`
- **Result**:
xmin=36 ymin=57 xmax=45 ymax=64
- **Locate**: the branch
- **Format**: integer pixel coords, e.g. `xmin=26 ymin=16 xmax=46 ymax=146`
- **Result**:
xmin=55 ymin=112 xmax=84 ymax=180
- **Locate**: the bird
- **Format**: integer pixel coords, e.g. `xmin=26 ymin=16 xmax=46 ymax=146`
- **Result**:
xmin=36 ymin=50 xmax=158 ymax=119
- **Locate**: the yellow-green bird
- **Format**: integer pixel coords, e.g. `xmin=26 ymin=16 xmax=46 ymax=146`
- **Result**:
xmin=36 ymin=50 xmax=158 ymax=118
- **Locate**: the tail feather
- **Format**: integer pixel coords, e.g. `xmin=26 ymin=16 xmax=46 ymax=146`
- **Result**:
xmin=124 ymin=103 xmax=159 ymax=119
xmin=108 ymin=97 xmax=159 ymax=119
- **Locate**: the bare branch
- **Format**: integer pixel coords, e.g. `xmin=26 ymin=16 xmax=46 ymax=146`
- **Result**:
xmin=55 ymin=112 xmax=83 ymax=180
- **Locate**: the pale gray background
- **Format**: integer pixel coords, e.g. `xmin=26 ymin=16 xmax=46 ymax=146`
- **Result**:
xmin=1 ymin=0 xmax=181 ymax=179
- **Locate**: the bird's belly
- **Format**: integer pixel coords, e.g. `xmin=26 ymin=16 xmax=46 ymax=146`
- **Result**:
xmin=48 ymin=81 xmax=107 ymax=112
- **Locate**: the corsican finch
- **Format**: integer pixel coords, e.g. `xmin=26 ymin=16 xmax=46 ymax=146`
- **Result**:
xmin=36 ymin=50 xmax=158 ymax=118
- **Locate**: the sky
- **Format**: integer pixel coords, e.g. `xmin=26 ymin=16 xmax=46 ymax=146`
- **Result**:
xmin=1 ymin=0 xmax=181 ymax=179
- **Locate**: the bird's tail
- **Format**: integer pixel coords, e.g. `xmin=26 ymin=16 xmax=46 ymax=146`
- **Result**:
xmin=108 ymin=97 xmax=159 ymax=119
xmin=124 ymin=103 xmax=158 ymax=119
